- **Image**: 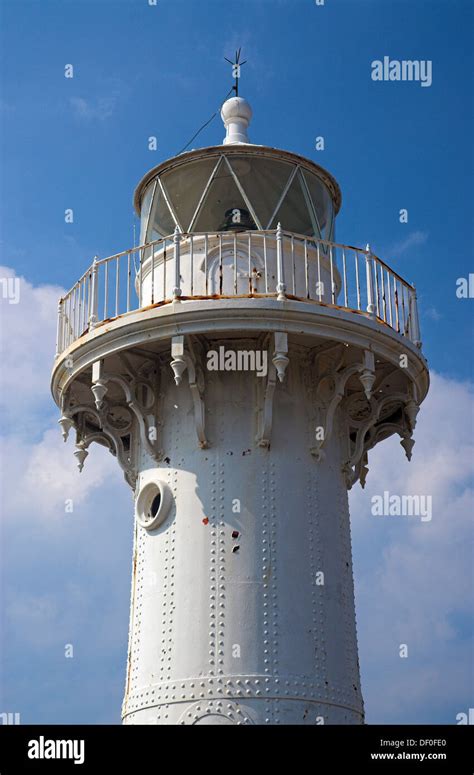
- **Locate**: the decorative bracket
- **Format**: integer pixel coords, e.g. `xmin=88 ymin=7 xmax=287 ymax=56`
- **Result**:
xmin=170 ymin=335 xmax=208 ymax=448
xmin=311 ymin=349 xmax=376 ymax=461
xmin=95 ymin=371 xmax=162 ymax=464
xmin=170 ymin=336 xmax=187 ymax=386
xmin=256 ymin=332 xmax=289 ymax=447
xmin=272 ymin=332 xmax=289 ymax=383
xmin=256 ymin=359 xmax=277 ymax=448
xmin=311 ymin=363 xmax=361 ymax=461
xmin=91 ymin=360 xmax=108 ymax=410
xmin=342 ymin=390 xmax=419 ymax=489
xmin=65 ymin=402 xmax=138 ymax=487
xmin=358 ymin=349 xmax=376 ymax=400
xmin=60 ymin=358 xmax=163 ymax=488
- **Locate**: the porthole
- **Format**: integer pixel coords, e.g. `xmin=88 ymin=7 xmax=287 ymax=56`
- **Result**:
xmin=136 ymin=481 xmax=172 ymax=530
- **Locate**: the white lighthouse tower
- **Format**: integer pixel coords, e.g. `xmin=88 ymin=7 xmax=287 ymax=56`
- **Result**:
xmin=52 ymin=92 xmax=429 ymax=725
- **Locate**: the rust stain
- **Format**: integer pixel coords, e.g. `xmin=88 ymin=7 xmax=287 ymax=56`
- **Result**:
xmin=64 ymin=294 xmax=392 ymax=359
xmin=92 ymin=294 xmax=392 ymax=327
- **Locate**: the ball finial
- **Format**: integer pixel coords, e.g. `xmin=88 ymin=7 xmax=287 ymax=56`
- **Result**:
xmin=221 ymin=96 xmax=252 ymax=145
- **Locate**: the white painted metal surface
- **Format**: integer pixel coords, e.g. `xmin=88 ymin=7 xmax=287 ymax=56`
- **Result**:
xmin=122 ymin=354 xmax=363 ymax=724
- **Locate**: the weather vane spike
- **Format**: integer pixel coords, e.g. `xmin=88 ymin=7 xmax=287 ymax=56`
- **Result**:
xmin=224 ymin=47 xmax=247 ymax=97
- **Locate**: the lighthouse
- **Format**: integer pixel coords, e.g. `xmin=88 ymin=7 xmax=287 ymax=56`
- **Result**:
xmin=51 ymin=91 xmax=429 ymax=725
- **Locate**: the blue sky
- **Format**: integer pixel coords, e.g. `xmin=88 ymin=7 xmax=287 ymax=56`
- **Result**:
xmin=0 ymin=0 xmax=473 ymax=725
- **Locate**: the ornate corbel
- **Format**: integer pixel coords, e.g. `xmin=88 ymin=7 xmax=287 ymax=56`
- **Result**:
xmin=342 ymin=391 xmax=415 ymax=487
xmin=404 ymin=384 xmax=420 ymax=432
xmin=311 ymin=349 xmax=376 ymax=462
xmin=61 ymin=359 xmax=161 ymax=489
xmin=256 ymin=359 xmax=277 ymax=448
xmin=66 ymin=403 xmax=137 ymax=485
xmin=255 ymin=333 xmax=288 ymax=447
xmin=310 ymin=363 xmax=362 ymax=461
xmin=170 ymin=336 xmax=208 ymax=448
xmin=90 ymin=360 xmax=162 ymax=464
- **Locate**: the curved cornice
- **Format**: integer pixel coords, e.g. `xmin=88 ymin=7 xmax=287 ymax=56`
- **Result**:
xmin=51 ymin=298 xmax=429 ymax=406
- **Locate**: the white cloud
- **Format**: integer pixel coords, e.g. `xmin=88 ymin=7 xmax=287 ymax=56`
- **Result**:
xmin=0 ymin=429 xmax=122 ymax=524
xmin=390 ymin=230 xmax=429 ymax=257
xmin=0 ymin=266 xmax=64 ymax=433
xmin=350 ymin=372 xmax=474 ymax=722
xmin=0 ymin=266 xmax=124 ymax=523
xmin=68 ymin=77 xmax=127 ymax=123
xmin=69 ymin=95 xmax=118 ymax=121
xmin=424 ymin=306 xmax=442 ymax=321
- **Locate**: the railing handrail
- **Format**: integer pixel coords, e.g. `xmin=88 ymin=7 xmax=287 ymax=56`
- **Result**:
xmin=62 ymin=230 xmax=414 ymax=301
xmin=369 ymin=252 xmax=414 ymax=289
xmin=56 ymin=228 xmax=421 ymax=357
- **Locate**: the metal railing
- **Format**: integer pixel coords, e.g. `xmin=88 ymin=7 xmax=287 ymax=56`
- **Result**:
xmin=55 ymin=226 xmax=421 ymax=357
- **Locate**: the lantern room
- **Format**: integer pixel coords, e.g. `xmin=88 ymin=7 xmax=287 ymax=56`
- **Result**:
xmin=134 ymin=131 xmax=341 ymax=245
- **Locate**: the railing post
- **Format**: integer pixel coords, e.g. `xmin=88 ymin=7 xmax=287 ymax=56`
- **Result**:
xmin=55 ymin=299 xmax=64 ymax=358
xmin=173 ymin=225 xmax=182 ymax=300
xmin=409 ymin=286 xmax=422 ymax=348
xmin=365 ymin=244 xmax=376 ymax=316
xmin=276 ymin=223 xmax=286 ymax=301
xmin=89 ymin=256 xmax=99 ymax=330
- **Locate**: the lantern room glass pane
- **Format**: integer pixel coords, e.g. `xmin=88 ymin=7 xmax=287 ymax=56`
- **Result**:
xmin=147 ymin=187 xmax=175 ymax=241
xmin=140 ymin=184 xmax=154 ymax=244
xmin=227 ymin=156 xmax=295 ymax=230
xmin=161 ymin=157 xmax=219 ymax=232
xmin=269 ymin=173 xmax=314 ymax=236
xmin=302 ymin=169 xmax=334 ymax=240
xmin=193 ymin=158 xmax=254 ymax=233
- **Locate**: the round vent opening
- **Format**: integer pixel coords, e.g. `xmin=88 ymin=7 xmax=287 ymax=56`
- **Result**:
xmin=136 ymin=481 xmax=172 ymax=530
